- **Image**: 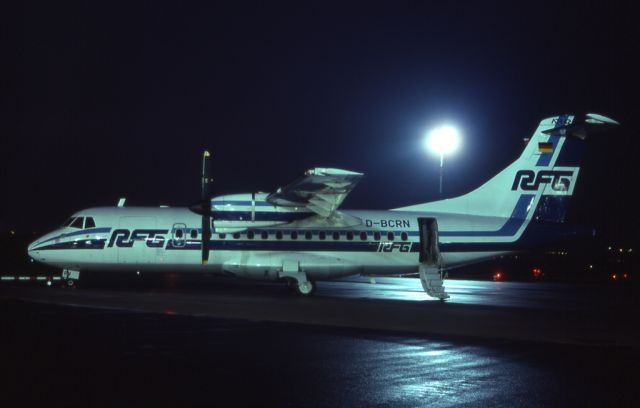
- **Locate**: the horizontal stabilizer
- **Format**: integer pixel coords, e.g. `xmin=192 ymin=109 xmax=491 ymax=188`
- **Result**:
xmin=542 ymin=113 xmax=619 ymax=139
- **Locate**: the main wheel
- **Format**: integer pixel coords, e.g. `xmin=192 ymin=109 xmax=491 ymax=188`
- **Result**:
xmin=294 ymin=280 xmax=315 ymax=296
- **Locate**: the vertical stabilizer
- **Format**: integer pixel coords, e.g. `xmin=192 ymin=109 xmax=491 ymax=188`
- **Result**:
xmin=395 ymin=114 xmax=619 ymax=226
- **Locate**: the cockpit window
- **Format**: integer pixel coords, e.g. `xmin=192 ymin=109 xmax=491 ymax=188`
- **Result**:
xmin=70 ymin=217 xmax=84 ymax=229
xmin=63 ymin=217 xmax=76 ymax=227
xmin=84 ymin=217 xmax=96 ymax=228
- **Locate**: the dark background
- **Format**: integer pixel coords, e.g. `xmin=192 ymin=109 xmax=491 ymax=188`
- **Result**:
xmin=2 ymin=2 xmax=639 ymax=247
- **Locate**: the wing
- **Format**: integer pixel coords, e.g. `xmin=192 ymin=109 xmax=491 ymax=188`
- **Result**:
xmin=266 ymin=168 xmax=363 ymax=218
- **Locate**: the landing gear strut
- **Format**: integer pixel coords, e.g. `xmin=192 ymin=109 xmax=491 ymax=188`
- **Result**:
xmin=61 ymin=269 xmax=80 ymax=289
xmin=279 ymin=260 xmax=316 ymax=296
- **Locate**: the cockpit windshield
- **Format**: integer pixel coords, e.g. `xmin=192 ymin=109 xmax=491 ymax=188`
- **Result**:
xmin=70 ymin=217 xmax=84 ymax=229
xmin=62 ymin=217 xmax=83 ymax=228
xmin=62 ymin=216 xmax=96 ymax=229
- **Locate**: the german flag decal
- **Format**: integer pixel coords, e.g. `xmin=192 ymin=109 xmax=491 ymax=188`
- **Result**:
xmin=538 ymin=142 xmax=554 ymax=153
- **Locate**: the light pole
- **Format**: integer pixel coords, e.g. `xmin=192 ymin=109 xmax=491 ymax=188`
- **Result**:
xmin=425 ymin=125 xmax=461 ymax=196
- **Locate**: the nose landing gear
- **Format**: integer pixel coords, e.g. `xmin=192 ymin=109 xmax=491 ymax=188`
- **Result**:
xmin=61 ymin=269 xmax=81 ymax=289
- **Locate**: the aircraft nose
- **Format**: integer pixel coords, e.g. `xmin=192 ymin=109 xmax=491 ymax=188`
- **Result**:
xmin=28 ymin=239 xmax=39 ymax=258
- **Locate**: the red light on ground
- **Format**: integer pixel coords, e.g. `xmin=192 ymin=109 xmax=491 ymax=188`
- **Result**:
xmin=623 ymin=273 xmax=629 ymax=280
xmin=611 ymin=273 xmax=617 ymax=280
xmin=493 ymin=271 xmax=503 ymax=281
xmin=532 ymin=267 xmax=542 ymax=278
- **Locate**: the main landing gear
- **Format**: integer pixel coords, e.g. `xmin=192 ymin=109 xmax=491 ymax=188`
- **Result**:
xmin=279 ymin=260 xmax=316 ymax=296
xmin=294 ymin=279 xmax=315 ymax=295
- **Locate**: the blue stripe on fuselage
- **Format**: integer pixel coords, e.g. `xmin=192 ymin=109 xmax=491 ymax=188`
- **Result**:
xmin=439 ymin=194 xmax=534 ymax=237
xmin=33 ymin=239 xmax=107 ymax=251
xmin=212 ymin=200 xmax=273 ymax=207
xmin=35 ymin=227 xmax=112 ymax=246
xmin=212 ymin=211 xmax=312 ymax=222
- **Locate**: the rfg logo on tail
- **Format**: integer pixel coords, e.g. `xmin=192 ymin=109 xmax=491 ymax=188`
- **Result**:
xmin=511 ymin=168 xmax=579 ymax=195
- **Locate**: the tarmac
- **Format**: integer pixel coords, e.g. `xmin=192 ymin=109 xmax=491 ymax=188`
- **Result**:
xmin=1 ymin=275 xmax=638 ymax=407
xmin=1 ymin=275 xmax=638 ymax=347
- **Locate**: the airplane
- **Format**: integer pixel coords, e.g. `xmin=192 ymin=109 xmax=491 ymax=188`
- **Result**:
xmin=28 ymin=113 xmax=619 ymax=299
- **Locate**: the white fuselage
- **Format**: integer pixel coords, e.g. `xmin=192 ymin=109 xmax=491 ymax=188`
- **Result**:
xmin=28 ymin=206 xmax=512 ymax=280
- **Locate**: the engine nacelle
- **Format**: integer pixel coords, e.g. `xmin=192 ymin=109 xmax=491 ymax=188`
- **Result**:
xmin=211 ymin=192 xmax=312 ymax=233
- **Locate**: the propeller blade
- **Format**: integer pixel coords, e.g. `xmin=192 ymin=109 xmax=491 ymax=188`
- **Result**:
xmin=202 ymin=215 xmax=211 ymax=265
xmin=200 ymin=151 xmax=213 ymax=265
xmin=202 ymin=150 xmax=213 ymax=200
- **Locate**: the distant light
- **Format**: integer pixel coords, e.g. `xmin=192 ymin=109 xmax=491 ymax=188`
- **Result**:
xmin=619 ymin=248 xmax=624 ymax=253
xmin=612 ymin=273 xmax=617 ymax=280
xmin=623 ymin=273 xmax=629 ymax=280
xmin=425 ymin=125 xmax=461 ymax=156
xmin=10 ymin=230 xmax=15 ymax=235
xmin=629 ymin=248 xmax=633 ymax=253
xmin=608 ymin=246 xmax=612 ymax=251
xmin=589 ymin=265 xmax=594 ymax=269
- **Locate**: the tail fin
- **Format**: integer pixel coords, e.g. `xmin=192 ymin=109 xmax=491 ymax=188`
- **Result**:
xmin=395 ymin=113 xmax=619 ymax=224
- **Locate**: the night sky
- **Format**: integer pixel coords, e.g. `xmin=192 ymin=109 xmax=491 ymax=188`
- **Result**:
xmin=3 ymin=2 xmax=639 ymax=245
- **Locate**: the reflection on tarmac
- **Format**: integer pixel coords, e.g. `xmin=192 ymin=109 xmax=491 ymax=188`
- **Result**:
xmin=1 ymin=275 xmax=638 ymax=347
xmin=322 ymin=276 xmax=609 ymax=310
xmin=0 ymin=299 xmax=636 ymax=407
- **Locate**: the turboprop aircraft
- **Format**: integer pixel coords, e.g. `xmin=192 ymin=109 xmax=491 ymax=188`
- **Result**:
xmin=28 ymin=113 xmax=618 ymax=299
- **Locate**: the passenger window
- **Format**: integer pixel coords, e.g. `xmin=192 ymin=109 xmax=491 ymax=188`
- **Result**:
xmin=305 ymin=231 xmax=312 ymax=240
xmin=374 ymin=232 xmax=381 ymax=241
xmin=247 ymin=231 xmax=254 ymax=240
xmin=401 ymin=232 xmax=408 ymax=241
xmin=319 ymin=231 xmax=326 ymax=240
xmin=387 ymin=232 xmax=395 ymax=241
xmin=332 ymin=231 xmax=340 ymax=240
xmin=290 ymin=231 xmax=298 ymax=240
xmin=70 ymin=217 xmax=84 ymax=229
xmin=190 ymin=229 xmax=198 ymax=239
xmin=346 ymin=231 xmax=354 ymax=241
xmin=84 ymin=217 xmax=96 ymax=228
xmin=261 ymin=231 xmax=269 ymax=240
xmin=360 ymin=231 xmax=367 ymax=241
xmin=276 ymin=231 xmax=283 ymax=240
xmin=176 ymin=229 xmax=184 ymax=239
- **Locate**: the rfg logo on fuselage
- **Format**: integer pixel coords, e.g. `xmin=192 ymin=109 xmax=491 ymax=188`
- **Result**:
xmin=377 ymin=242 xmax=412 ymax=253
xmin=511 ymin=169 xmax=579 ymax=195
xmin=107 ymin=229 xmax=169 ymax=248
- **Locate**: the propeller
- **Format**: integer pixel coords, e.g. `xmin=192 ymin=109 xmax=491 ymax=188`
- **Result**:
xmin=200 ymin=151 xmax=213 ymax=265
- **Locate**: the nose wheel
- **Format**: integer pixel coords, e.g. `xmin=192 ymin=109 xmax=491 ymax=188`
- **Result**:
xmin=61 ymin=279 xmax=77 ymax=289
xmin=61 ymin=269 xmax=81 ymax=289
